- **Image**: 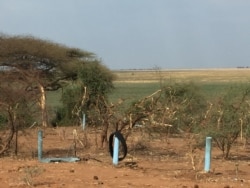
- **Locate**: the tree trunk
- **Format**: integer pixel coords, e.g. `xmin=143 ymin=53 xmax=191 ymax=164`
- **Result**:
xmin=0 ymin=128 xmax=15 ymax=155
xmin=100 ymin=122 xmax=109 ymax=148
xmin=39 ymin=84 xmax=48 ymax=127
xmin=14 ymin=127 xmax=18 ymax=156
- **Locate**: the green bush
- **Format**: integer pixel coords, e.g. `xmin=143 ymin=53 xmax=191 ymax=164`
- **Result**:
xmin=202 ymin=84 xmax=250 ymax=159
xmin=0 ymin=114 xmax=7 ymax=129
xmin=55 ymin=61 xmax=114 ymax=126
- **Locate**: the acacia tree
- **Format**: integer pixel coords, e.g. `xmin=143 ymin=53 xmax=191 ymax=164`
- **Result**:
xmin=0 ymin=35 xmax=94 ymax=127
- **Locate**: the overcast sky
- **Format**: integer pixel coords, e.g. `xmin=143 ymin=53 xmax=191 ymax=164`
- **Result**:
xmin=1 ymin=0 xmax=250 ymax=70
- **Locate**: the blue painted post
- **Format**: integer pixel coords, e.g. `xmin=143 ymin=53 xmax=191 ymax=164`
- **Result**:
xmin=82 ymin=113 xmax=86 ymax=130
xmin=204 ymin=137 xmax=212 ymax=172
xmin=112 ymin=136 xmax=119 ymax=166
xmin=38 ymin=130 xmax=43 ymax=161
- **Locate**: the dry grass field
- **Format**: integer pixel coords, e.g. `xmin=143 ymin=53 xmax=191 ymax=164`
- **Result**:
xmin=113 ymin=68 xmax=250 ymax=83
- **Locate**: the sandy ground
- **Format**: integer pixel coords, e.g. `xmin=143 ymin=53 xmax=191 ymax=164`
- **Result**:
xmin=0 ymin=126 xmax=250 ymax=188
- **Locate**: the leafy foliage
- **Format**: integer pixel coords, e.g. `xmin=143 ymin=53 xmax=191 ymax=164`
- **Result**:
xmin=57 ymin=61 xmax=115 ymax=126
xmin=78 ymin=61 xmax=115 ymax=97
xmin=0 ymin=35 xmax=94 ymax=89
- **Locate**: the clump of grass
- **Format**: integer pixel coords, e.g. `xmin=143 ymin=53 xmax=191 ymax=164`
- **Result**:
xmin=22 ymin=166 xmax=44 ymax=186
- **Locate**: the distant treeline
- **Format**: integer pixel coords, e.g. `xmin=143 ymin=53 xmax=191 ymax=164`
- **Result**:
xmin=237 ymin=66 xmax=250 ymax=69
xmin=116 ymin=67 xmax=250 ymax=71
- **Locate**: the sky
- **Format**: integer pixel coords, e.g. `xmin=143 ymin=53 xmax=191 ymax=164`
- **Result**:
xmin=1 ymin=0 xmax=250 ymax=70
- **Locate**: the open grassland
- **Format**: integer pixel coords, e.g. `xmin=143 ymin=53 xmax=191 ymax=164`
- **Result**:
xmin=109 ymin=68 xmax=250 ymax=103
xmin=113 ymin=68 xmax=250 ymax=83
xmin=47 ymin=68 xmax=250 ymax=107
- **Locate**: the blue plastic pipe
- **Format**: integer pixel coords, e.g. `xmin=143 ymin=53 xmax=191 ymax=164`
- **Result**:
xmin=204 ymin=137 xmax=212 ymax=172
xmin=37 ymin=130 xmax=81 ymax=163
xmin=112 ymin=136 xmax=119 ymax=165
xmin=82 ymin=113 xmax=86 ymax=130
xmin=38 ymin=130 xmax=43 ymax=161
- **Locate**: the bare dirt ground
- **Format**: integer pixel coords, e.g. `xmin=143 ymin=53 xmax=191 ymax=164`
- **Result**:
xmin=0 ymin=126 xmax=250 ymax=188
